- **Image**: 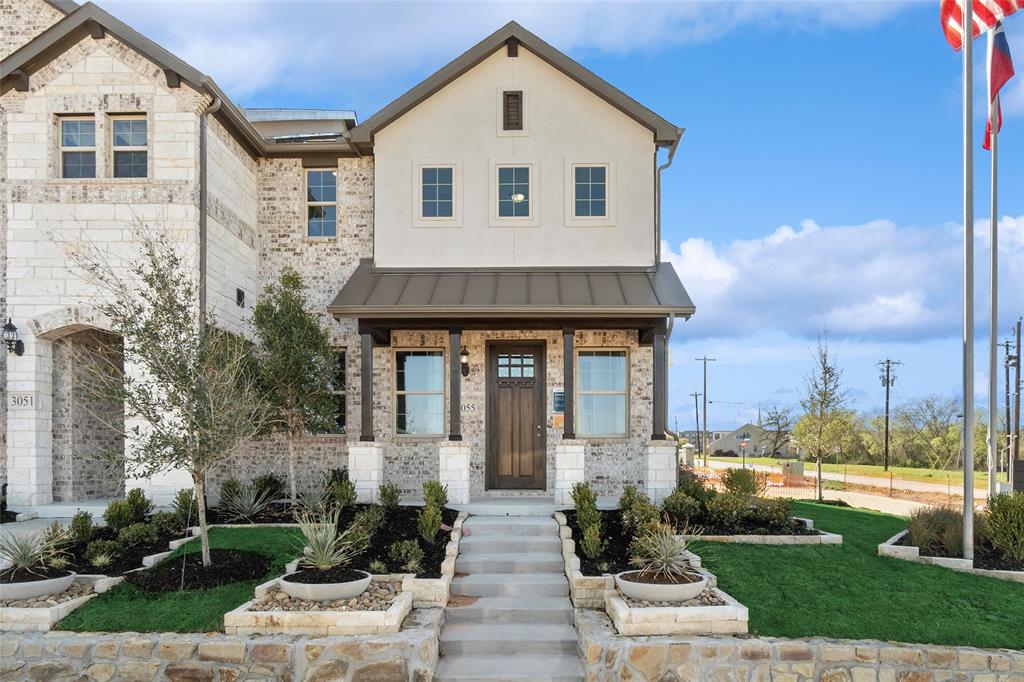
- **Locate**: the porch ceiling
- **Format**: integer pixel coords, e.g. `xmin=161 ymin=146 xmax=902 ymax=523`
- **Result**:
xmin=328 ymin=260 xmax=695 ymax=321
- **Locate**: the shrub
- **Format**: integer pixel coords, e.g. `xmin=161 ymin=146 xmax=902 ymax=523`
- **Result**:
xmin=986 ymin=492 xmax=1024 ymax=561
xmin=70 ymin=511 xmax=94 ymax=545
xmin=418 ymin=505 xmax=443 ymax=543
xmin=219 ymin=479 xmax=243 ymax=504
xmin=331 ymin=478 xmax=358 ymax=508
xmin=662 ymin=489 xmax=700 ymax=525
xmin=720 ymin=468 xmax=768 ymax=497
xmin=706 ymin=492 xmax=750 ymax=531
xmin=677 ymin=469 xmax=714 ymax=508
xmin=618 ymin=485 xmax=645 ymax=516
xmin=150 ymin=511 xmax=183 ymax=537
xmin=572 ymin=482 xmax=600 ymax=531
xmin=746 ymin=497 xmax=792 ymax=529
xmin=368 ymin=559 xmax=389 ymax=574
xmin=171 ymin=488 xmax=197 ymax=525
xmin=423 ymin=481 xmax=448 ymax=509
xmin=579 ymin=522 xmax=607 ymax=560
xmin=295 ymin=507 xmax=368 ymax=572
xmin=103 ymin=499 xmax=135 ymax=532
xmin=220 ymin=485 xmax=275 ymax=522
xmin=906 ymin=507 xmax=961 ymax=556
xmin=351 ymin=505 xmax=386 ymax=543
xmin=124 ymin=488 xmax=153 ymax=524
xmin=117 ymin=522 xmax=158 ymax=546
xmin=85 ymin=539 xmax=122 ymax=568
xmin=389 ymin=539 xmax=424 ymax=573
xmin=628 ymin=523 xmax=696 ymax=581
xmin=379 ymin=482 xmax=401 ymax=510
xmin=252 ymin=473 xmax=285 ymax=501
xmin=622 ymin=498 xmax=660 ymax=537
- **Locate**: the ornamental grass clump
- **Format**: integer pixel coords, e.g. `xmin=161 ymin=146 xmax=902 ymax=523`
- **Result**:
xmin=628 ymin=523 xmax=698 ymax=583
xmin=296 ymin=507 xmax=368 ymax=574
xmin=0 ymin=525 xmax=72 ymax=580
xmin=220 ymin=484 xmax=276 ymax=523
xmin=906 ymin=506 xmax=961 ymax=556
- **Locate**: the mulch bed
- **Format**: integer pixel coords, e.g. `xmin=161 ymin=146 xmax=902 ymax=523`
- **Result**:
xmin=901 ymin=536 xmax=1024 ymax=572
xmin=0 ymin=567 xmax=73 ymax=584
xmin=697 ymin=518 xmax=816 ymax=536
xmin=565 ymin=509 xmax=633 ymax=575
xmin=339 ymin=504 xmax=459 ymax=579
xmin=125 ymin=549 xmax=270 ymax=592
xmin=204 ymin=502 xmax=295 ymax=525
xmin=64 ymin=525 xmax=185 ymax=577
xmin=285 ymin=566 xmax=367 ymax=584
xmin=617 ymin=570 xmax=702 ymax=585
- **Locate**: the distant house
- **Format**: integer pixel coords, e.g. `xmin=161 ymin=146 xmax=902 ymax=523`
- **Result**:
xmin=710 ymin=423 xmax=799 ymax=458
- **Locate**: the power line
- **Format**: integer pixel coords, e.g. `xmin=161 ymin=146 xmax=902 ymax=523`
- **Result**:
xmin=878 ymin=358 xmax=902 ymax=472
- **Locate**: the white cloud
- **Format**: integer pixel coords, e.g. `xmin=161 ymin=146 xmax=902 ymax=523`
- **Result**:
xmin=662 ymin=215 xmax=1024 ymax=341
xmin=99 ymin=0 xmax=915 ymax=99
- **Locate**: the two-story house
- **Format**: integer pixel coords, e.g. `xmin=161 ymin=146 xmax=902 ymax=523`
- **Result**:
xmin=1 ymin=0 xmax=694 ymax=511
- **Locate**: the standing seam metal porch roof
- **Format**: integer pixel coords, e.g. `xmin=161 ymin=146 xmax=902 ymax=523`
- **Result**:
xmin=328 ymin=261 xmax=695 ymax=319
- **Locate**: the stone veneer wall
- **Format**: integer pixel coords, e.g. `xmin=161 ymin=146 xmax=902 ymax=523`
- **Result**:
xmin=1 ymin=0 xmax=65 ymax=61
xmin=577 ymin=610 xmax=1024 ymax=682
xmin=1 ymin=608 xmax=441 ymax=681
xmin=50 ymin=329 xmax=125 ymax=501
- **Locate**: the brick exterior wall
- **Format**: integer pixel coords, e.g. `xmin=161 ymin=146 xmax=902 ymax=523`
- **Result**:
xmin=1 ymin=0 xmax=65 ymax=61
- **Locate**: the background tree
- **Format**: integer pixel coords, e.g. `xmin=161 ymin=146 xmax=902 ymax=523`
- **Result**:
xmin=896 ymin=396 xmax=961 ymax=471
xmin=762 ymin=406 xmax=794 ymax=458
xmin=68 ymin=227 xmax=268 ymax=566
xmin=793 ymin=331 xmax=850 ymax=501
xmin=252 ymin=269 xmax=336 ymax=500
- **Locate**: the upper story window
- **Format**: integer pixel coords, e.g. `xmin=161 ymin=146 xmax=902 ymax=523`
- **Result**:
xmin=421 ymin=167 xmax=453 ymax=218
xmin=395 ymin=350 xmax=445 ymax=436
xmin=577 ymin=350 xmax=628 ymax=437
xmin=111 ymin=117 xmax=147 ymax=178
xmin=573 ymin=165 xmax=606 ymax=218
xmin=497 ymin=166 xmax=530 ymax=218
xmin=503 ymin=91 xmax=523 ymax=131
xmin=61 ymin=118 xmax=96 ymax=179
xmin=306 ymin=169 xmax=337 ymax=237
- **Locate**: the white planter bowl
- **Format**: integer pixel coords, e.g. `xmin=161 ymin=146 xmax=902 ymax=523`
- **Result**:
xmin=0 ymin=571 xmax=77 ymax=601
xmin=278 ymin=569 xmax=371 ymax=601
xmin=615 ymin=571 xmax=708 ymax=602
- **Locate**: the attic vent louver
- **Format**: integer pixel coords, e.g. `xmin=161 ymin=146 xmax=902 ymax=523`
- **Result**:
xmin=503 ymin=91 xmax=523 ymax=131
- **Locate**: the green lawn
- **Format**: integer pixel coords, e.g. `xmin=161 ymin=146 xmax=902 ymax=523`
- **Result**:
xmin=693 ymin=501 xmax=1024 ymax=649
xmin=57 ymin=527 xmax=302 ymax=633
xmin=706 ymin=457 xmax=1006 ymax=487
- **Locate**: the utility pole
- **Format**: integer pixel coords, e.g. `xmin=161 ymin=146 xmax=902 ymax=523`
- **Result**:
xmin=998 ymin=338 xmax=1013 ymax=482
xmin=695 ymin=356 xmax=716 ymax=466
xmin=878 ymin=359 xmax=901 ymax=472
xmin=1014 ymin=318 xmax=1022 ymax=490
xmin=690 ymin=392 xmax=701 ymax=459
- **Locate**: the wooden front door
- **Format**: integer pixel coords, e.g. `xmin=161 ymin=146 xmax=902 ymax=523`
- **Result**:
xmin=486 ymin=343 xmax=546 ymax=490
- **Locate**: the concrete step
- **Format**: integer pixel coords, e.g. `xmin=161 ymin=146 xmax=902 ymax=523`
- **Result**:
xmin=463 ymin=517 xmax=557 ymax=536
xmin=456 ymin=552 xmax=564 ymax=574
xmin=459 ymin=534 xmax=562 ymax=554
xmin=445 ymin=596 xmax=574 ymax=625
xmin=435 ymin=654 xmax=584 ymax=681
xmin=450 ymin=573 xmax=569 ymax=598
xmin=440 ymin=623 xmax=578 ymax=656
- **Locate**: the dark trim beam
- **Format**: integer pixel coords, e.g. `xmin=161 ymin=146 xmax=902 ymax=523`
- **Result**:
xmin=163 ymin=69 xmax=181 ymax=88
xmin=651 ymin=331 xmax=667 ymax=440
xmin=563 ymin=328 xmax=575 ymax=440
xmin=359 ymin=332 xmax=375 ymax=442
xmin=448 ymin=329 xmax=462 ymax=441
xmin=506 ymin=37 xmax=519 ymax=57
xmin=10 ymin=69 xmax=29 ymax=92
xmin=85 ymin=20 xmax=105 ymax=39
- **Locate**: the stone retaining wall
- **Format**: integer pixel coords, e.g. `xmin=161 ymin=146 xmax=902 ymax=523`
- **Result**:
xmin=1 ymin=608 xmax=441 ymax=681
xmin=576 ymin=609 xmax=1024 ymax=682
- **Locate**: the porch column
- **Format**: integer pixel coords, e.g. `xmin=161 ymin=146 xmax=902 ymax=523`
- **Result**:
xmin=5 ymin=335 xmax=54 ymax=507
xmin=359 ymin=331 xmax=374 ymax=441
xmin=448 ymin=329 xmax=461 ymax=441
xmin=562 ymin=328 xmax=575 ymax=439
xmin=651 ymin=329 xmax=668 ymax=440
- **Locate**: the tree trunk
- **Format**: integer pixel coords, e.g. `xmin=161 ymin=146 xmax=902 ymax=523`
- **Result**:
xmin=287 ymin=434 xmax=297 ymax=501
xmin=816 ymin=456 xmax=824 ymax=502
xmin=194 ymin=473 xmax=212 ymax=567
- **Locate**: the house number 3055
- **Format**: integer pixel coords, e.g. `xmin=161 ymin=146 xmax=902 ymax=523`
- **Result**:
xmin=461 ymin=403 xmax=478 ymax=413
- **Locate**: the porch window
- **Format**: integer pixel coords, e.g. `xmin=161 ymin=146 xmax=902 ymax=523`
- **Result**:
xmin=60 ymin=117 xmax=96 ymax=178
xmin=395 ymin=350 xmax=444 ymax=435
xmin=306 ymin=169 xmax=337 ymax=237
xmin=577 ymin=350 xmax=628 ymax=437
xmin=111 ymin=117 xmax=147 ymax=178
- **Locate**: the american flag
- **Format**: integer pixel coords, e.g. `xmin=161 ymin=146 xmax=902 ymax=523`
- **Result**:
xmin=941 ymin=0 xmax=1022 ymax=50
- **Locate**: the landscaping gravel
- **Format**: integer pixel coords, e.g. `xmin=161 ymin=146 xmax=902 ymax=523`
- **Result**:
xmin=0 ymin=580 xmax=93 ymax=608
xmin=249 ymin=582 xmax=400 ymax=612
xmin=618 ymin=587 xmax=725 ymax=609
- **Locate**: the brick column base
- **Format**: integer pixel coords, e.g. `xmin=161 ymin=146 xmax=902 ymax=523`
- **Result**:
xmin=555 ymin=440 xmax=587 ymax=506
xmin=347 ymin=443 xmax=383 ymax=503
xmin=438 ymin=441 xmax=471 ymax=504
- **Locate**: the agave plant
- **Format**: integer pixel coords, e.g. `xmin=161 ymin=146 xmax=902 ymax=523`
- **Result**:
xmin=219 ymin=484 xmax=275 ymax=523
xmin=295 ymin=507 xmax=369 ymax=573
xmin=628 ymin=523 xmax=698 ymax=582
xmin=293 ymin=480 xmax=334 ymax=518
xmin=0 ymin=526 xmax=72 ymax=579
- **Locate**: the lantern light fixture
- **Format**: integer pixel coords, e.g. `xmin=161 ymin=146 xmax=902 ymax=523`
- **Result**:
xmin=460 ymin=346 xmax=470 ymax=377
xmin=3 ymin=318 xmax=24 ymax=356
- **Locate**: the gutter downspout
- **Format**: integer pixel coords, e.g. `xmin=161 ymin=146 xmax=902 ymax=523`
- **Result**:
xmin=199 ymin=89 xmax=222 ymax=320
xmin=654 ymin=128 xmax=683 ymax=267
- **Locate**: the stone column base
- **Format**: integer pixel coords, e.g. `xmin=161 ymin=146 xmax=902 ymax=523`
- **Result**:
xmin=438 ymin=441 xmax=471 ymax=504
xmin=645 ymin=441 xmax=677 ymax=504
xmin=554 ymin=440 xmax=587 ymax=506
xmin=348 ymin=443 xmax=384 ymax=503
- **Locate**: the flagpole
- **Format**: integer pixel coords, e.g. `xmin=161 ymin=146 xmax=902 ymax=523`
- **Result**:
xmin=962 ymin=0 xmax=975 ymax=562
xmin=988 ymin=64 xmax=999 ymax=502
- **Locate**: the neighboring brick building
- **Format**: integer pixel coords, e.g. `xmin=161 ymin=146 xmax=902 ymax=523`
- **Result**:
xmin=1 ymin=0 xmax=693 ymax=509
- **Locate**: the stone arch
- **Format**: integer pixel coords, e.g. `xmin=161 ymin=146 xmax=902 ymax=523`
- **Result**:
xmin=30 ymin=305 xmax=113 ymax=341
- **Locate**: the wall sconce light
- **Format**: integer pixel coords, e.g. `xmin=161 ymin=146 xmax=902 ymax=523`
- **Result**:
xmin=3 ymin=318 xmax=25 ymax=356
xmin=460 ymin=346 xmax=470 ymax=377
xmin=510 ymin=192 xmax=526 ymax=203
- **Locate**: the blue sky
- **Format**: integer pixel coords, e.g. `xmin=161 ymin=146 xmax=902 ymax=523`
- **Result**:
xmin=104 ymin=0 xmax=1024 ymax=429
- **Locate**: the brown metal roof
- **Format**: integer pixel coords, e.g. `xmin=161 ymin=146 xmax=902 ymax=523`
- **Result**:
xmin=328 ymin=261 xmax=695 ymax=320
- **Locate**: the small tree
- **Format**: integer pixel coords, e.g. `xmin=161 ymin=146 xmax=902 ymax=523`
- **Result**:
xmin=67 ymin=227 xmax=267 ymax=566
xmin=762 ymin=406 xmax=794 ymax=458
xmin=896 ymin=396 xmax=961 ymax=471
xmin=252 ymin=269 xmax=336 ymax=500
xmin=793 ymin=331 xmax=850 ymax=501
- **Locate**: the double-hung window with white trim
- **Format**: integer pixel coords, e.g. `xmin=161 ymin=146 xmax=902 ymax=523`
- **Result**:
xmin=306 ymin=169 xmax=337 ymax=237
xmin=111 ymin=116 xmax=147 ymax=178
xmin=576 ymin=350 xmax=629 ymax=437
xmin=60 ymin=117 xmax=96 ymax=179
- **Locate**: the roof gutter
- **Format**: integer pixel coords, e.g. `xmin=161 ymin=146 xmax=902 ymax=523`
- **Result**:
xmin=342 ymin=129 xmax=362 ymax=158
xmin=199 ymin=88 xmax=222 ymax=321
xmin=654 ymin=128 xmax=683 ymax=267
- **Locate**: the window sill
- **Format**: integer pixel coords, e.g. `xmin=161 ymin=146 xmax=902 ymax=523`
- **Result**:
xmin=302 ymin=236 xmax=339 ymax=243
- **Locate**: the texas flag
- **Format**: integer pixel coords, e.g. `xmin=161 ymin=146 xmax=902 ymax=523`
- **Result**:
xmin=984 ymin=22 xmax=1015 ymax=150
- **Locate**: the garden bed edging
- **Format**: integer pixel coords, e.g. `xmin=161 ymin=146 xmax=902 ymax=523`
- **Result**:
xmin=877 ymin=530 xmax=1024 ymax=583
xmin=604 ymin=587 xmax=748 ymax=636
xmin=680 ymin=517 xmax=843 ymax=545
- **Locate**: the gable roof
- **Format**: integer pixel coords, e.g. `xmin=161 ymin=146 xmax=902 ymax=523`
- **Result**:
xmin=42 ymin=0 xmax=79 ymax=14
xmin=349 ymin=21 xmax=682 ymax=147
